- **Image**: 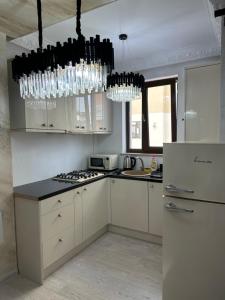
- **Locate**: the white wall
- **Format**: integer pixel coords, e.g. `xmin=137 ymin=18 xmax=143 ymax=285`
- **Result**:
xmin=11 ymin=132 xmax=95 ymax=186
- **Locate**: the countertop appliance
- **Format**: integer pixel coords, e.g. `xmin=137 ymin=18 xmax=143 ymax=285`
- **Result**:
xmin=88 ymin=154 xmax=118 ymax=170
xmin=163 ymin=143 xmax=225 ymax=300
xmin=53 ymin=170 xmax=104 ymax=183
xmin=123 ymin=155 xmax=136 ymax=170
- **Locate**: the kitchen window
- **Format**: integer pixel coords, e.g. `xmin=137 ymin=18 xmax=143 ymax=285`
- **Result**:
xmin=126 ymin=78 xmax=177 ymax=154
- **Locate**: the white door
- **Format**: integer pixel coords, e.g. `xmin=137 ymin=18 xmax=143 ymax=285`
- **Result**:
xmin=110 ymin=179 xmax=148 ymax=232
xmin=163 ymin=197 xmax=225 ymax=300
xmin=148 ymin=183 xmax=163 ymax=236
xmin=25 ymin=99 xmax=48 ymax=130
xmin=185 ymin=64 xmax=220 ymax=142
xmin=47 ymin=98 xmax=66 ymax=131
xmin=83 ymin=179 xmax=108 ymax=240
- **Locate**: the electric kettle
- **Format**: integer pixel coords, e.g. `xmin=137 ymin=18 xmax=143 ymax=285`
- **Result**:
xmin=123 ymin=155 xmax=136 ymax=170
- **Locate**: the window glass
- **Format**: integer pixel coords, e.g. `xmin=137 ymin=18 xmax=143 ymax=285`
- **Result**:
xmin=147 ymin=85 xmax=172 ymax=147
xmin=129 ymin=97 xmax=142 ymax=149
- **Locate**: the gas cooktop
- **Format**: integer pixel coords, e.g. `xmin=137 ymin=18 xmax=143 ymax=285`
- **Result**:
xmin=53 ymin=170 xmax=105 ymax=183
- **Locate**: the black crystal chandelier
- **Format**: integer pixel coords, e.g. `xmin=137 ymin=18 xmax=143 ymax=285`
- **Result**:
xmin=106 ymin=34 xmax=144 ymax=102
xmin=12 ymin=0 xmax=114 ymax=100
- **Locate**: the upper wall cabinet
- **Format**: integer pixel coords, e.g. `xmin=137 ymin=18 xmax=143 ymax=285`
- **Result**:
xmin=66 ymin=95 xmax=92 ymax=133
xmin=8 ymin=66 xmax=113 ymax=134
xmin=185 ymin=63 xmax=220 ymax=142
xmin=92 ymin=93 xmax=112 ymax=133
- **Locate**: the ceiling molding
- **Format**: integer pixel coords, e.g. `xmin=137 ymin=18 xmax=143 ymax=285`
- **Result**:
xmin=116 ymin=45 xmax=220 ymax=72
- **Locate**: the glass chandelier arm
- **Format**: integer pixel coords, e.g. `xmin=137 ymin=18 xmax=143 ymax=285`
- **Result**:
xmin=37 ymin=0 xmax=43 ymax=50
xmin=76 ymin=0 xmax=85 ymax=40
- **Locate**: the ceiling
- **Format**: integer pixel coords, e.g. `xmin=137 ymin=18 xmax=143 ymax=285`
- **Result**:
xmin=9 ymin=0 xmax=221 ymax=72
xmin=0 ymin=0 xmax=116 ymax=39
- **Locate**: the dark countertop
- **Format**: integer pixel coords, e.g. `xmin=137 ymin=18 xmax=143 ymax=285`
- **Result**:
xmin=14 ymin=170 xmax=163 ymax=201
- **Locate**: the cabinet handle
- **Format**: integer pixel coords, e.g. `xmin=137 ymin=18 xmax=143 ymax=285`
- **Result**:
xmin=58 ymin=214 xmax=62 ymax=218
xmin=99 ymin=127 xmax=103 ymax=130
xmin=76 ymin=126 xmax=80 ymax=129
xmin=149 ymin=184 xmax=154 ymax=189
xmin=77 ymin=191 xmax=80 ymax=194
xmin=111 ymin=179 xmax=115 ymax=184
xmin=104 ymin=128 xmax=106 ymax=130
xmin=49 ymin=124 xmax=54 ymax=127
xmin=58 ymin=199 xmax=62 ymax=203
xmin=58 ymin=238 xmax=63 ymax=242
xmin=81 ymin=126 xmax=85 ymax=129
xmin=83 ymin=188 xmax=87 ymax=191
xmin=41 ymin=123 xmax=46 ymax=127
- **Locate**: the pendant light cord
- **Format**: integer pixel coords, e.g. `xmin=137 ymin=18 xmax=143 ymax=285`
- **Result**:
xmin=37 ymin=0 xmax=43 ymax=50
xmin=76 ymin=0 xmax=84 ymax=40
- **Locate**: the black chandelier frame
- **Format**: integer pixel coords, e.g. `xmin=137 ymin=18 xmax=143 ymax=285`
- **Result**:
xmin=12 ymin=0 xmax=114 ymax=82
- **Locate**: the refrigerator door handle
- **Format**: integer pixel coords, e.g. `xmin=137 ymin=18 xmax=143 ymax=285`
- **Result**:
xmin=165 ymin=202 xmax=194 ymax=213
xmin=165 ymin=184 xmax=194 ymax=194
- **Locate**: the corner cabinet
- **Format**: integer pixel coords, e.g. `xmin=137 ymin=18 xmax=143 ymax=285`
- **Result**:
xmin=8 ymin=66 xmax=113 ymax=134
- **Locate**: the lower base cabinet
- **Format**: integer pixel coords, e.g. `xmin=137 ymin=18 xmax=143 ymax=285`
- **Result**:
xmin=148 ymin=182 xmax=163 ymax=236
xmin=110 ymin=179 xmax=149 ymax=232
xmin=15 ymin=177 xmax=162 ymax=284
xmin=83 ymin=179 xmax=108 ymax=240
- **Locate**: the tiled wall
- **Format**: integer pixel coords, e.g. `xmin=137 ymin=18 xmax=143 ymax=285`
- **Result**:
xmin=0 ymin=32 xmax=17 ymax=281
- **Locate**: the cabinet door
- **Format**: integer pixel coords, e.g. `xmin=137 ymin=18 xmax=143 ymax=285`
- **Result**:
xmin=74 ymin=189 xmax=84 ymax=246
xmin=103 ymin=94 xmax=112 ymax=132
xmin=83 ymin=179 xmax=108 ymax=240
xmin=67 ymin=96 xmax=91 ymax=132
xmin=92 ymin=93 xmax=104 ymax=132
xmin=25 ymin=99 xmax=48 ymax=129
xmin=185 ymin=64 xmax=220 ymax=142
xmin=110 ymin=179 xmax=148 ymax=232
xmin=47 ymin=98 xmax=66 ymax=131
xmin=148 ymin=183 xmax=163 ymax=236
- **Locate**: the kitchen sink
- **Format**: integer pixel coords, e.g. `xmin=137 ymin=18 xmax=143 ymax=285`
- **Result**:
xmin=121 ymin=170 xmax=151 ymax=177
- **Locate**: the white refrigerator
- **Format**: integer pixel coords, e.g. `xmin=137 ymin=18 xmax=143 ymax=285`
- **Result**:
xmin=163 ymin=143 xmax=225 ymax=300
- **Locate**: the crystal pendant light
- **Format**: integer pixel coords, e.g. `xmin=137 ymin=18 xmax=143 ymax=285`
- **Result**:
xmin=12 ymin=0 xmax=114 ymax=100
xmin=106 ymin=34 xmax=144 ymax=102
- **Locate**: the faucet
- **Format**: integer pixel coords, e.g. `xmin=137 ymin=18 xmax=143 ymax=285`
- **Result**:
xmin=136 ymin=157 xmax=144 ymax=171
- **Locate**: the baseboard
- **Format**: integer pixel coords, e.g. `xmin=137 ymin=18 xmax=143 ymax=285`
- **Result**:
xmin=43 ymin=226 xmax=108 ymax=280
xmin=0 ymin=268 xmax=18 ymax=283
xmin=108 ymin=225 xmax=162 ymax=245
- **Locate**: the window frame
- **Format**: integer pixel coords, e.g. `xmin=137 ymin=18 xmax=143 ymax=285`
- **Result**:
xmin=126 ymin=77 xmax=177 ymax=154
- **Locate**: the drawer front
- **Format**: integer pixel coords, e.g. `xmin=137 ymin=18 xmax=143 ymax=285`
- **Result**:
xmin=41 ymin=204 xmax=74 ymax=240
xmin=40 ymin=191 xmax=74 ymax=215
xmin=43 ymin=226 xmax=75 ymax=268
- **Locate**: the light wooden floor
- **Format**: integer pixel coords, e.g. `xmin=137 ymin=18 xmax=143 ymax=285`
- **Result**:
xmin=0 ymin=233 xmax=162 ymax=300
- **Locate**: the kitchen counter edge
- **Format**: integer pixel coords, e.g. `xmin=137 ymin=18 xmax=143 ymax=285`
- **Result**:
xmin=14 ymin=172 xmax=163 ymax=201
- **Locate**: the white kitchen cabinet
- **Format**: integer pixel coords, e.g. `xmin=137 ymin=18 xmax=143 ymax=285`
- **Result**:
xmin=66 ymin=95 xmax=92 ymax=133
xmin=148 ymin=182 xmax=163 ymax=236
xmin=47 ymin=98 xmax=66 ymax=131
xmin=83 ymin=179 xmax=108 ymax=240
xmin=92 ymin=92 xmax=112 ymax=133
xmin=25 ymin=100 xmax=48 ymax=130
xmin=74 ymin=188 xmax=84 ymax=246
xmin=110 ymin=179 xmax=148 ymax=232
xmin=185 ymin=63 xmax=220 ymax=142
